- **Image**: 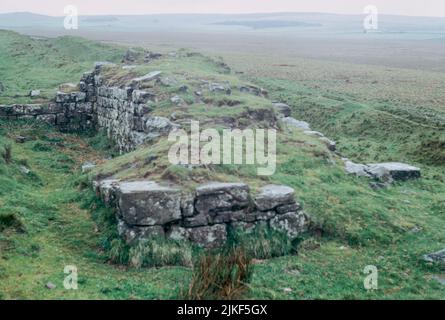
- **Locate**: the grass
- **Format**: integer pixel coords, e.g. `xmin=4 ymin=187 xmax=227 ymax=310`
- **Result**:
xmin=0 ymin=30 xmax=125 ymax=104
xmin=184 ymin=247 xmax=253 ymax=300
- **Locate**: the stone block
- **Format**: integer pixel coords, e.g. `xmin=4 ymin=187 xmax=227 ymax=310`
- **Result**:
xmin=117 ymin=181 xmax=181 ymax=226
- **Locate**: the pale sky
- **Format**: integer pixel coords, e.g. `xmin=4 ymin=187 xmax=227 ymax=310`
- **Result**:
xmin=0 ymin=0 xmax=444 ymax=17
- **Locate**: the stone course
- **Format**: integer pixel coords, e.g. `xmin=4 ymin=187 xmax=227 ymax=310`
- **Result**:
xmin=95 ymin=180 xmax=309 ymax=248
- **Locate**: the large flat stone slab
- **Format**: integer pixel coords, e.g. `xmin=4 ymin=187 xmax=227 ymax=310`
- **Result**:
xmin=195 ymin=182 xmax=250 ymax=215
xmin=366 ymin=162 xmax=421 ymax=181
xmin=117 ymin=181 xmax=181 ymax=226
xmin=254 ymin=185 xmax=295 ymax=211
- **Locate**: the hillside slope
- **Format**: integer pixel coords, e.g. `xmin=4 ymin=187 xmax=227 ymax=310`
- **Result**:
xmin=0 ymin=31 xmax=444 ymax=299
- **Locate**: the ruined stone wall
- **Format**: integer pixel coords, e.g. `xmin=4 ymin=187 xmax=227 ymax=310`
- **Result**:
xmin=0 ymin=93 xmax=95 ymax=132
xmin=95 ymin=180 xmax=309 ymax=248
xmin=1 ymin=64 xmax=175 ymax=154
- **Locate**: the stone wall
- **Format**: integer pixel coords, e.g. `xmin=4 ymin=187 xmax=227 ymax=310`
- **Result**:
xmin=95 ymin=180 xmax=309 ymax=248
xmin=0 ymin=63 xmax=176 ymax=153
xmin=0 ymin=97 xmax=95 ymax=132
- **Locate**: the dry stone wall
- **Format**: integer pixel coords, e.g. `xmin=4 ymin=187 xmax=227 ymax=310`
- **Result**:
xmin=94 ymin=180 xmax=309 ymax=248
xmin=0 ymin=63 xmax=176 ymax=153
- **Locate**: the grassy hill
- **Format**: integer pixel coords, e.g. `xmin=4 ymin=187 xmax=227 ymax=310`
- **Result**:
xmin=0 ymin=30 xmax=125 ymax=104
xmin=0 ymin=30 xmax=444 ymax=299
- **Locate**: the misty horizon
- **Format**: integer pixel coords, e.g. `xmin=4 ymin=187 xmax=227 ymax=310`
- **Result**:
xmin=2 ymin=10 xmax=445 ymax=19
xmin=1 ymin=0 xmax=445 ymax=18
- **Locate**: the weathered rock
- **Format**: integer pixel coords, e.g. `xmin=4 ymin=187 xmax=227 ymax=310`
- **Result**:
xmin=117 ymin=181 xmax=181 ymax=226
xmin=167 ymin=226 xmax=191 ymax=241
xmin=208 ymin=82 xmax=231 ymax=94
xmin=46 ymin=282 xmax=56 ymax=290
xmin=423 ymin=249 xmax=445 ymax=264
xmin=344 ymin=160 xmax=372 ymax=177
xmin=366 ymin=163 xmax=421 ymax=181
xmin=19 ymin=165 xmax=30 ymax=175
xmin=195 ymin=182 xmax=250 ymax=215
xmin=255 ymin=185 xmax=295 ymax=211
xmin=15 ymin=135 xmax=27 ymax=144
xmin=171 ymin=95 xmax=185 ymax=106
xmin=276 ymin=203 xmax=301 ymax=214
xmin=239 ymin=85 xmax=267 ymax=97
xmin=118 ymin=219 xmax=164 ymax=245
xmin=144 ymin=51 xmax=162 ymax=63
xmin=180 ymin=194 xmax=195 ymax=217
xmin=272 ymin=102 xmax=292 ymax=118
xmin=189 ymin=224 xmax=227 ymax=249
xmin=97 ymin=179 xmax=120 ymax=208
xmin=282 ymin=117 xmax=311 ymax=130
xmin=29 ymin=89 xmax=41 ymax=98
xmin=183 ymin=213 xmax=210 ymax=228
xmin=131 ymin=71 xmax=162 ymax=88
xmin=132 ymin=90 xmax=156 ymax=104
xmin=270 ymin=212 xmax=308 ymax=239
xmin=81 ymin=161 xmax=96 ymax=173
xmin=143 ymin=116 xmax=178 ymax=139
xmin=319 ymin=137 xmax=337 ymax=152
xmin=122 ymin=48 xmax=140 ymax=63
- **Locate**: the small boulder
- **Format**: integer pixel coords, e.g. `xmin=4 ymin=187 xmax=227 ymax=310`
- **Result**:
xmin=19 ymin=165 xmax=30 ymax=175
xmin=29 ymin=90 xmax=41 ymax=98
xmin=423 ymin=249 xmax=445 ymax=264
xmin=15 ymin=135 xmax=27 ymax=144
xmin=46 ymin=282 xmax=56 ymax=290
xmin=131 ymin=71 xmax=162 ymax=88
xmin=122 ymin=48 xmax=140 ymax=63
xmin=272 ymin=102 xmax=292 ymax=118
xmin=282 ymin=117 xmax=311 ymax=131
xmin=132 ymin=90 xmax=156 ymax=104
xmin=208 ymin=82 xmax=231 ymax=94
xmin=81 ymin=161 xmax=96 ymax=173
xmin=143 ymin=116 xmax=178 ymax=139
xmin=344 ymin=160 xmax=372 ymax=177
xmin=319 ymin=137 xmax=337 ymax=152
xmin=170 ymin=95 xmax=185 ymax=106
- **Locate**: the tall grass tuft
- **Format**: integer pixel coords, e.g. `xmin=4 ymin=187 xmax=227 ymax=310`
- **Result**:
xmin=1 ymin=144 xmax=12 ymax=164
xmin=184 ymin=246 xmax=253 ymax=300
xmin=129 ymin=238 xmax=193 ymax=268
xmin=230 ymin=225 xmax=298 ymax=260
